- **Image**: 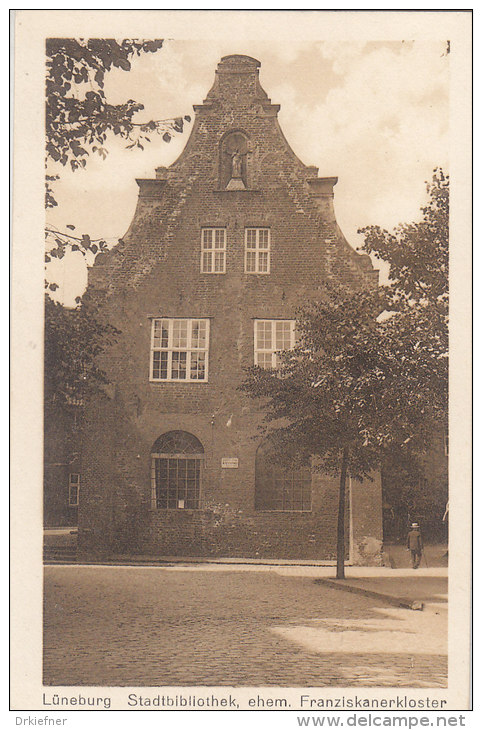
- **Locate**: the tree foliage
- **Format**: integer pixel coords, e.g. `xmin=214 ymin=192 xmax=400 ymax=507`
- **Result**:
xmin=359 ymin=168 xmax=448 ymax=312
xmin=46 ymin=38 xmax=190 ymax=200
xmin=45 ymin=38 xmax=190 ymax=271
xmin=241 ymin=169 xmax=449 ymax=574
xmin=242 ymin=284 xmax=443 ymax=474
xmin=241 ymin=288 xmax=405 ymax=577
xmin=44 ymin=295 xmax=119 ymax=413
xmin=359 ymin=168 xmax=449 ymax=537
xmin=357 ymin=167 xmax=449 ymax=430
xmin=381 ymin=445 xmax=448 ymax=541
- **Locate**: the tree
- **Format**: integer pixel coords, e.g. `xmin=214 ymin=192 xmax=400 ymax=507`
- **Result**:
xmin=358 ymin=168 xmax=448 ymax=314
xmin=44 ymin=295 xmax=120 ymax=526
xmin=358 ymin=168 xmax=448 ymax=413
xmin=358 ymin=168 xmax=449 ymax=537
xmin=242 ymin=288 xmax=385 ymax=578
xmin=241 ymin=170 xmax=449 ymax=576
xmin=44 ymin=40 xmax=191 ymax=520
xmin=44 ymin=295 xmax=119 ymax=415
xmin=45 ymin=38 xmax=191 ymax=268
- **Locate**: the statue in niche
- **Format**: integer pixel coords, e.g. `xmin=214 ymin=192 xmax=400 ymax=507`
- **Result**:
xmin=230 ymin=150 xmax=243 ymax=179
xmin=222 ymin=132 xmax=248 ymax=190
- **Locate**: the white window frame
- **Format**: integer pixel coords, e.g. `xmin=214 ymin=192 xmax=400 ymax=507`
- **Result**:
xmin=150 ymin=318 xmax=210 ymax=383
xmin=201 ymin=228 xmax=226 ymax=274
xmin=254 ymin=319 xmax=296 ymax=369
xmin=245 ymin=228 xmax=270 ymax=274
xmin=68 ymin=473 xmax=80 ymax=507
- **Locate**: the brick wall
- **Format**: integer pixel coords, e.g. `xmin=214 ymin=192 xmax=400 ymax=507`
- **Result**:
xmin=44 ymin=406 xmax=80 ymax=527
xmin=79 ymin=55 xmax=382 ymax=563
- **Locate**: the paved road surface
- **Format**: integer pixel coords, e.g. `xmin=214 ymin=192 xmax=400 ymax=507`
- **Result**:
xmin=43 ymin=565 xmax=447 ymax=688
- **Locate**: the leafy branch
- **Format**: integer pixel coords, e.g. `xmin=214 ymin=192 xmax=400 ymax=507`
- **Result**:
xmin=45 ymin=38 xmax=190 ymax=295
xmin=46 ymin=38 xmax=190 ymax=201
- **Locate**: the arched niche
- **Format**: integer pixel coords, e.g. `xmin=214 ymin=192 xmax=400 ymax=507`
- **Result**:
xmin=219 ymin=130 xmax=250 ymax=190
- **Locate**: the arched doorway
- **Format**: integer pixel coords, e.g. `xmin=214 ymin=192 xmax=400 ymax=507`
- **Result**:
xmin=255 ymin=440 xmax=312 ymax=512
xmin=151 ymin=430 xmax=204 ymax=509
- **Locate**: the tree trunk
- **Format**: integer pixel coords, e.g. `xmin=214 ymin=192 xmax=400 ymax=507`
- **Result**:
xmin=336 ymin=446 xmax=349 ymax=579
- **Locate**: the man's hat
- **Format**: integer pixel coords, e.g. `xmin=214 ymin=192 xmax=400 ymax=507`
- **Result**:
xmin=411 ymin=522 xmax=419 ymax=528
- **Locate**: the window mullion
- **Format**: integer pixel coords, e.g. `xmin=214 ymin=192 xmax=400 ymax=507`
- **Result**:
xmin=151 ymin=458 xmax=156 ymax=508
xmin=187 ymin=321 xmax=193 ymax=381
xmin=256 ymin=228 xmax=260 ymax=274
xmin=167 ymin=320 xmax=173 ymax=380
xmin=150 ymin=320 xmax=156 ymax=379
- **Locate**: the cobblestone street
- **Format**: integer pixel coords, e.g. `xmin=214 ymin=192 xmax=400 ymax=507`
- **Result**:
xmin=43 ymin=565 xmax=447 ymax=688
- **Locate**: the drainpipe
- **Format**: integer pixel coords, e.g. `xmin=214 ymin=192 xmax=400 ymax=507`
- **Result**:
xmin=348 ymin=475 xmax=354 ymax=564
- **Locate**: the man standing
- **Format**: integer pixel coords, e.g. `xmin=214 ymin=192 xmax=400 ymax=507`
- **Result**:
xmin=407 ymin=522 xmax=423 ymax=569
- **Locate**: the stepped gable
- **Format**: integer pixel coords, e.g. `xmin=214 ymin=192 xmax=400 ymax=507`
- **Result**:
xmin=88 ymin=54 xmax=378 ymax=298
xmin=78 ymin=54 xmax=383 ymax=564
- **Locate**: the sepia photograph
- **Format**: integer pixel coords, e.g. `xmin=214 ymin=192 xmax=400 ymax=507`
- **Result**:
xmin=11 ymin=9 xmax=472 ymax=715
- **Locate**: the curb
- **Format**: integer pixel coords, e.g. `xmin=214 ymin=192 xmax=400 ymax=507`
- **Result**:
xmin=44 ymin=556 xmax=343 ymax=567
xmin=43 ymin=559 xmax=340 ymax=568
xmin=314 ymin=578 xmax=424 ymax=610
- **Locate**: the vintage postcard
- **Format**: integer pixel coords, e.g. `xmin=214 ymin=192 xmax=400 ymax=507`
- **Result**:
xmin=11 ymin=9 xmax=472 ymax=721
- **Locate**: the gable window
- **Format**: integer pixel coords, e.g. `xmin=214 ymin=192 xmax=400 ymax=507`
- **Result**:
xmin=150 ymin=319 xmax=209 ymax=382
xmin=254 ymin=319 xmax=295 ymax=369
xmin=201 ymin=228 xmax=226 ymax=273
xmin=245 ymin=228 xmax=270 ymax=273
xmin=68 ymin=473 xmax=80 ymax=507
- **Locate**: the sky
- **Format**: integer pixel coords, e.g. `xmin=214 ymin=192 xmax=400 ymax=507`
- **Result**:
xmin=46 ymin=39 xmax=449 ymax=306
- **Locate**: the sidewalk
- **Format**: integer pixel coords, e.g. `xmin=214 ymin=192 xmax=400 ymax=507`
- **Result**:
xmin=383 ymin=542 xmax=448 ymax=569
xmin=44 ymin=531 xmax=448 ymax=613
xmin=316 ymin=569 xmax=447 ymax=612
xmin=46 ymin=554 xmax=447 ymax=613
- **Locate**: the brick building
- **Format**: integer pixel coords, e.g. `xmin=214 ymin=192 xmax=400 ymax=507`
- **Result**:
xmin=79 ymin=55 xmax=383 ymax=563
xmin=44 ymin=406 xmax=80 ymax=528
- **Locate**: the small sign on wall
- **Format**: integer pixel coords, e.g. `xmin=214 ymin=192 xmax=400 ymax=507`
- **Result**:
xmin=221 ymin=458 xmax=239 ymax=469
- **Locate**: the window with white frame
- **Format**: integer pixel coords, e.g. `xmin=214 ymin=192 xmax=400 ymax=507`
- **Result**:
xmin=201 ymin=228 xmax=226 ymax=273
xmin=68 ymin=473 xmax=80 ymax=506
xmin=254 ymin=319 xmax=295 ymax=369
xmin=151 ymin=431 xmax=204 ymax=510
xmin=150 ymin=318 xmax=209 ymax=382
xmin=245 ymin=228 xmax=270 ymax=273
